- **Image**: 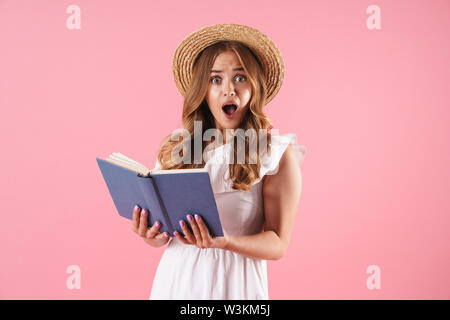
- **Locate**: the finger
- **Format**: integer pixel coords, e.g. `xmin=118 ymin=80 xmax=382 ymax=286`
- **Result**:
xmin=145 ymin=231 xmax=170 ymax=243
xmin=173 ymin=231 xmax=189 ymax=244
xmin=187 ymin=214 xmax=203 ymax=244
xmin=138 ymin=208 xmax=148 ymax=237
xmin=179 ymin=220 xmax=196 ymax=243
xmin=154 ymin=232 xmax=170 ymax=241
xmin=143 ymin=232 xmax=170 ymax=246
xmin=153 ymin=232 xmax=170 ymax=243
xmin=145 ymin=220 xmax=162 ymax=239
xmin=195 ymin=214 xmax=212 ymax=243
xmin=132 ymin=205 xmax=141 ymax=233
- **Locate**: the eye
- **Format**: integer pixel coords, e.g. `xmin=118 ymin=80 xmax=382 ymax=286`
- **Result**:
xmin=235 ymin=74 xmax=246 ymax=82
xmin=209 ymin=74 xmax=247 ymax=85
xmin=210 ymin=77 xmax=220 ymax=84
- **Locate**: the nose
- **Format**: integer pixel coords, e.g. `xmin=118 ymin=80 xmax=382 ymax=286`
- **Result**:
xmin=223 ymin=79 xmax=236 ymax=96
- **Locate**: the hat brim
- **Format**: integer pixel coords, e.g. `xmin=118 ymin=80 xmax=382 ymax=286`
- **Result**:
xmin=172 ymin=23 xmax=285 ymax=105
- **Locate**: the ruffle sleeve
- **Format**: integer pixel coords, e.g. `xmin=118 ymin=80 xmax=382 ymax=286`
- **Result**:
xmin=260 ymin=133 xmax=306 ymax=176
xmin=205 ymin=133 xmax=306 ymax=194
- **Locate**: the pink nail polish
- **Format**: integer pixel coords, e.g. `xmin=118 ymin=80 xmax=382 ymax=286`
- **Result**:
xmin=179 ymin=220 xmax=185 ymax=227
xmin=195 ymin=214 xmax=200 ymax=220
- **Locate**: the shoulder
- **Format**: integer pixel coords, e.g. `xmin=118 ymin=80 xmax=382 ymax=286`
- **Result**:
xmin=263 ymin=145 xmax=302 ymax=191
xmin=279 ymin=145 xmax=300 ymax=171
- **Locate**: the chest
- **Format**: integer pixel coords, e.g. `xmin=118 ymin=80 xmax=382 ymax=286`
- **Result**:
xmin=213 ymin=180 xmax=265 ymax=236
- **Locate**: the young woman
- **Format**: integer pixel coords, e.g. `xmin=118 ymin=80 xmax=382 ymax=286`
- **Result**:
xmin=131 ymin=24 xmax=306 ymax=299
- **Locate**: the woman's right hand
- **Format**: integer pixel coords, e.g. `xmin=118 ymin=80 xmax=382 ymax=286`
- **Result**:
xmin=132 ymin=205 xmax=170 ymax=248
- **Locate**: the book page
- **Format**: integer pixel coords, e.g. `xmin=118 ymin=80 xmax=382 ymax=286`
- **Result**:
xmin=106 ymin=153 xmax=150 ymax=176
xmin=104 ymin=152 xmax=208 ymax=175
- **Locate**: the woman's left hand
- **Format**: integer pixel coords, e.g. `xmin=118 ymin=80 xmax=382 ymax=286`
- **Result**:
xmin=174 ymin=214 xmax=230 ymax=249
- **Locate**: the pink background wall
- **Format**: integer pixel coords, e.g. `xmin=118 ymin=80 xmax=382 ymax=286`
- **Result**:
xmin=1 ymin=0 xmax=449 ymax=299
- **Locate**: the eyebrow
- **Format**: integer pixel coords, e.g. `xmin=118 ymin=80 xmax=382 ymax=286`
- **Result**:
xmin=210 ymin=67 xmax=244 ymax=73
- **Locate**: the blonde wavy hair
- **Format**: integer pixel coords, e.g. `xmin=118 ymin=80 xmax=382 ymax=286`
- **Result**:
xmin=157 ymin=40 xmax=274 ymax=192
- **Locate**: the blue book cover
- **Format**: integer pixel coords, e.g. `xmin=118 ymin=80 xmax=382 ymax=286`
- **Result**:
xmin=96 ymin=155 xmax=223 ymax=237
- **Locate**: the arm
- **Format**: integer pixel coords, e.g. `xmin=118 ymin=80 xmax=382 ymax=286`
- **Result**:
xmin=224 ymin=145 xmax=303 ymax=260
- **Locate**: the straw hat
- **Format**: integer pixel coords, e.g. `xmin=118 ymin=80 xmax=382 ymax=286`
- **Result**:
xmin=172 ymin=23 xmax=285 ymax=105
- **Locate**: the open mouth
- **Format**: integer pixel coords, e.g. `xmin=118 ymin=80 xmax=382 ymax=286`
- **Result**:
xmin=222 ymin=104 xmax=237 ymax=116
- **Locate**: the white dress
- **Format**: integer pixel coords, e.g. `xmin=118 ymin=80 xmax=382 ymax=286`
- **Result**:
xmin=149 ymin=133 xmax=306 ymax=300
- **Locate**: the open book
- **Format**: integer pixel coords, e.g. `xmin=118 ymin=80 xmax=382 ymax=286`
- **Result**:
xmin=96 ymin=153 xmax=223 ymax=237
